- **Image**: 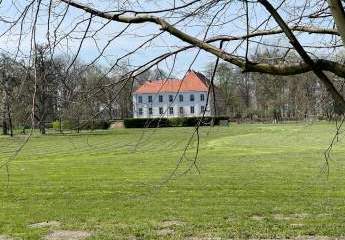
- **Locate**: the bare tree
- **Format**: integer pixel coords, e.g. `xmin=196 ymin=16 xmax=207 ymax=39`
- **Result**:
xmin=11 ymin=1 xmax=345 ymax=109
xmin=0 ymin=0 xmax=345 ymax=127
xmin=0 ymin=55 xmax=24 ymax=136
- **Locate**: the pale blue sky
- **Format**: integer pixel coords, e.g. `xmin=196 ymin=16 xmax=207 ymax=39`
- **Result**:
xmin=0 ymin=0 xmax=341 ymax=77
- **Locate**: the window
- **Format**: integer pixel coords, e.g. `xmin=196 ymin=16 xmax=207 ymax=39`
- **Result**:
xmin=138 ymin=96 xmax=142 ymax=103
xmin=190 ymin=94 xmax=195 ymax=102
xmin=200 ymin=106 xmax=205 ymax=113
xmin=179 ymin=107 xmax=184 ymax=114
xmin=200 ymin=94 xmax=205 ymax=101
xmin=159 ymin=107 xmax=164 ymax=114
xmin=138 ymin=108 xmax=143 ymax=115
xmin=169 ymin=107 xmax=174 ymax=115
xmin=190 ymin=106 xmax=195 ymax=114
xmin=159 ymin=95 xmax=163 ymax=102
xmin=179 ymin=94 xmax=183 ymax=102
xmin=149 ymin=108 xmax=153 ymax=115
xmin=169 ymin=95 xmax=173 ymax=102
xmin=148 ymin=95 xmax=153 ymax=103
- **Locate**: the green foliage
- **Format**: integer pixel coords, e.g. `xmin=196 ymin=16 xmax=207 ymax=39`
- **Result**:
xmin=52 ymin=120 xmax=73 ymax=130
xmin=124 ymin=116 xmax=230 ymax=128
xmin=80 ymin=120 xmax=111 ymax=130
xmin=168 ymin=117 xmax=185 ymax=127
xmin=52 ymin=120 xmax=110 ymax=130
xmin=123 ymin=118 xmax=170 ymax=128
xmin=52 ymin=120 xmax=62 ymax=130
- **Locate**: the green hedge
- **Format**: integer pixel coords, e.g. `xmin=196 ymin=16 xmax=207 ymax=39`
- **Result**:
xmin=123 ymin=118 xmax=170 ymax=128
xmin=124 ymin=116 xmax=229 ymax=128
xmin=52 ymin=120 xmax=111 ymax=131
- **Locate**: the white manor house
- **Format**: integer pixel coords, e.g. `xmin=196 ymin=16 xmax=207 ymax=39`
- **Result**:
xmin=133 ymin=70 xmax=220 ymax=118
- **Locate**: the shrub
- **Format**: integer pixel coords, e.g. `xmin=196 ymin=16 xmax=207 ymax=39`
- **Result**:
xmin=124 ymin=118 xmax=169 ymax=128
xmin=124 ymin=116 xmax=229 ymax=128
xmin=168 ymin=117 xmax=185 ymax=127
xmin=52 ymin=120 xmax=62 ymax=130
xmin=52 ymin=120 xmax=110 ymax=131
xmin=52 ymin=120 xmax=73 ymax=130
xmin=82 ymin=120 xmax=111 ymax=130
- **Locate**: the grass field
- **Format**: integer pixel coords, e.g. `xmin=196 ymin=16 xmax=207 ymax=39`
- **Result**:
xmin=1 ymin=123 xmax=345 ymax=239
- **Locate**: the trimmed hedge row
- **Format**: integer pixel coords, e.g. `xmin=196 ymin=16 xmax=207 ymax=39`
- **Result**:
xmin=52 ymin=120 xmax=111 ymax=131
xmin=124 ymin=116 xmax=229 ymax=128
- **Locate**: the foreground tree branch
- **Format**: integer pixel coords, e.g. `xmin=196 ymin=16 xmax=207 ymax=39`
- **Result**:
xmin=60 ymin=0 xmax=345 ymax=113
xmin=327 ymin=0 xmax=345 ymax=45
xmin=258 ymin=0 xmax=345 ymax=113
xmin=59 ymin=1 xmax=344 ymax=73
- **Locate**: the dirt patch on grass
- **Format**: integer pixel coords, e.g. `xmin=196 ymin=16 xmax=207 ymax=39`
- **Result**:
xmin=290 ymin=223 xmax=304 ymax=228
xmin=28 ymin=221 xmax=61 ymax=228
xmin=0 ymin=235 xmax=14 ymax=240
xmin=185 ymin=237 xmax=221 ymax=240
xmin=44 ymin=230 xmax=91 ymax=240
xmin=159 ymin=220 xmax=184 ymax=228
xmin=249 ymin=236 xmax=345 ymax=240
xmin=292 ymin=213 xmax=309 ymax=218
xmin=273 ymin=214 xmax=293 ymax=221
xmin=156 ymin=228 xmax=175 ymax=236
xmin=251 ymin=215 xmax=265 ymax=221
xmin=295 ymin=236 xmax=345 ymax=240
xmin=155 ymin=219 xmax=184 ymax=236
xmin=273 ymin=213 xmax=308 ymax=221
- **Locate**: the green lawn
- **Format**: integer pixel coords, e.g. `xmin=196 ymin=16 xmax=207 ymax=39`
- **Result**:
xmin=1 ymin=123 xmax=345 ymax=239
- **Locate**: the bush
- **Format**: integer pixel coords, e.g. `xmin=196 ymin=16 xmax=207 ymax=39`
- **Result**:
xmin=124 ymin=118 xmax=169 ymax=128
xmin=80 ymin=120 xmax=111 ymax=130
xmin=52 ymin=120 xmax=111 ymax=131
xmin=124 ymin=116 xmax=229 ymax=128
xmin=52 ymin=120 xmax=74 ymax=130
xmin=168 ymin=117 xmax=185 ymax=127
xmin=52 ymin=120 xmax=62 ymax=130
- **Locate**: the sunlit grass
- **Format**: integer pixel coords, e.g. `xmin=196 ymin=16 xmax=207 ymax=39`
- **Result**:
xmin=1 ymin=122 xmax=345 ymax=239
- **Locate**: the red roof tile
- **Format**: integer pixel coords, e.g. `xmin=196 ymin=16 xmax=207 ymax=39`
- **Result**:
xmin=134 ymin=70 xmax=209 ymax=94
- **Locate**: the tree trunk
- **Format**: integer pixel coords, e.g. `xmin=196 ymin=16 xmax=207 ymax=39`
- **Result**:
xmin=77 ymin=117 xmax=80 ymax=133
xmin=59 ymin=116 xmax=62 ymax=133
xmin=2 ymin=87 xmax=8 ymax=135
xmin=40 ymin=121 xmax=46 ymax=134
xmin=2 ymin=118 xmax=8 ymax=135
xmin=327 ymin=0 xmax=345 ymax=45
xmin=7 ymin=103 xmax=13 ymax=137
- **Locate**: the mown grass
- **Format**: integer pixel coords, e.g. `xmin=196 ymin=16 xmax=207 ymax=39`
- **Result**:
xmin=1 ymin=123 xmax=345 ymax=239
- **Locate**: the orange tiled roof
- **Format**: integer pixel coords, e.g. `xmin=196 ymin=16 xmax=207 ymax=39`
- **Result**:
xmin=134 ymin=70 xmax=209 ymax=94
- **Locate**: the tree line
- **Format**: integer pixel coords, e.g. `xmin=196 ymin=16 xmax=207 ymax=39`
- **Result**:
xmin=208 ymin=50 xmax=342 ymax=122
xmin=0 ymin=45 xmax=134 ymax=135
xmin=0 ymin=46 xmax=342 ymax=136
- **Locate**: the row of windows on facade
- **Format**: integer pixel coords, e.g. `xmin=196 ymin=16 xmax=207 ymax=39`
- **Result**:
xmin=138 ymin=93 xmax=205 ymax=104
xmin=138 ymin=106 xmax=206 ymax=115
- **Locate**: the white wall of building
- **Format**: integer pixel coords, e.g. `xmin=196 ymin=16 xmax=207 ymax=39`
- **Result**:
xmin=133 ymin=92 xmax=211 ymax=118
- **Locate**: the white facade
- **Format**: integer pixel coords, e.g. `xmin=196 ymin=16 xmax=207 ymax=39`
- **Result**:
xmin=133 ymin=91 xmax=211 ymax=118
